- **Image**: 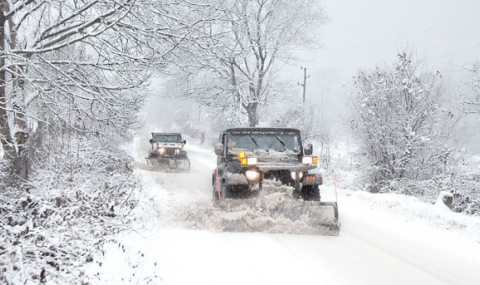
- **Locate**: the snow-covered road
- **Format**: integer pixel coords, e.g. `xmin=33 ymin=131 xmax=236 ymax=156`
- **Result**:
xmin=87 ymin=141 xmax=480 ymax=285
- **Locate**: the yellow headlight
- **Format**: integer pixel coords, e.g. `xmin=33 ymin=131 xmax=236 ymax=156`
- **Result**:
xmin=238 ymin=152 xmax=246 ymax=159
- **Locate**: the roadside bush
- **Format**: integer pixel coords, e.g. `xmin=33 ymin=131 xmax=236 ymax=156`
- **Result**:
xmin=0 ymin=136 xmax=141 ymax=284
xmin=361 ymin=174 xmax=479 ymax=216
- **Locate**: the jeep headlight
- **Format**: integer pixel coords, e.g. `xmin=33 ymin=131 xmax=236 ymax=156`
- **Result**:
xmin=302 ymin=156 xmax=318 ymax=164
xmin=245 ymin=170 xmax=260 ymax=181
xmin=290 ymin=171 xmax=304 ymax=180
xmin=158 ymin=147 xmax=166 ymax=155
xmin=175 ymin=148 xmax=180 ymax=155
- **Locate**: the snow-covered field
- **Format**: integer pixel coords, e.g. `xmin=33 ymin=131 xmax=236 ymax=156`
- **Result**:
xmin=85 ymin=138 xmax=480 ymax=285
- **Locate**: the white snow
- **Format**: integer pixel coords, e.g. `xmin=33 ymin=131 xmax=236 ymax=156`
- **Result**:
xmin=85 ymin=137 xmax=480 ymax=285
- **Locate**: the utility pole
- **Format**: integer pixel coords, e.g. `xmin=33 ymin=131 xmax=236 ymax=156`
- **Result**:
xmin=297 ymin=66 xmax=309 ymax=103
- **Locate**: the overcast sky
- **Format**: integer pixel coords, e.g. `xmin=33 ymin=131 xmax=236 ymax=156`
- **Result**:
xmin=282 ymin=0 xmax=480 ymax=144
xmin=303 ymin=0 xmax=480 ymax=81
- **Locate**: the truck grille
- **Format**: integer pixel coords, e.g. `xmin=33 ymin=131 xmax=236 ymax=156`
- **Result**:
xmin=164 ymin=148 xmax=177 ymax=157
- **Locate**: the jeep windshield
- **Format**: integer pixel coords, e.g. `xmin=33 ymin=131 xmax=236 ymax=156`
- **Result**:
xmin=153 ymin=134 xmax=182 ymax=143
xmin=226 ymin=131 xmax=301 ymax=155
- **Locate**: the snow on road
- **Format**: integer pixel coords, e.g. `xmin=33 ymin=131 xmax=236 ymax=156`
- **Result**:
xmin=86 ymin=139 xmax=480 ymax=285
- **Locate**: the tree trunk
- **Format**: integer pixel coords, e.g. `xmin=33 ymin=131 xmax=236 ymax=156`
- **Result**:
xmin=13 ymin=122 xmax=29 ymax=180
xmin=0 ymin=5 xmax=28 ymax=181
xmin=0 ymin=8 xmax=11 ymax=161
xmin=247 ymin=102 xmax=258 ymax=127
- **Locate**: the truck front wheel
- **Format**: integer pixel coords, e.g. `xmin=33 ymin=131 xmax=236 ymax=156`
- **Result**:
xmin=213 ymin=179 xmax=230 ymax=202
xmin=301 ymin=185 xmax=320 ymax=201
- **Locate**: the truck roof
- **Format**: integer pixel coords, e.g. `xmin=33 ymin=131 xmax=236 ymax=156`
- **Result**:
xmin=151 ymin=132 xmax=182 ymax=136
xmin=223 ymin=127 xmax=300 ymax=134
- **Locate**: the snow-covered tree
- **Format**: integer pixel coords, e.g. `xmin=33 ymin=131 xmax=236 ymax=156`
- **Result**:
xmin=0 ymin=0 xmax=204 ymax=181
xmin=462 ymin=61 xmax=480 ymax=114
xmin=350 ymin=52 xmax=457 ymax=193
xmin=0 ymin=2 xmax=216 ymax=282
xmin=165 ymin=0 xmax=326 ymax=127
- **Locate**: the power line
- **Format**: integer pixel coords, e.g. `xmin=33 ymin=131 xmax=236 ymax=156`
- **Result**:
xmin=430 ymin=44 xmax=480 ymax=61
xmin=405 ymin=6 xmax=480 ymax=39
xmin=423 ymin=33 xmax=480 ymax=53
xmin=370 ymin=6 xmax=480 ymax=52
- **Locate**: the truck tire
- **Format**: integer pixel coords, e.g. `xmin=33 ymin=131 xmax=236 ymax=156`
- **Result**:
xmin=221 ymin=182 xmax=230 ymax=199
xmin=213 ymin=184 xmax=219 ymax=202
xmin=213 ymin=176 xmax=229 ymax=201
xmin=301 ymin=185 xmax=320 ymax=201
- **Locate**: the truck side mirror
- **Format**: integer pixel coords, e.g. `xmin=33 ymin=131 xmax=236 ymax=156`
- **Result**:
xmin=215 ymin=143 xmax=224 ymax=156
xmin=183 ymin=140 xmax=186 ymax=144
xmin=304 ymin=143 xmax=313 ymax=155
xmin=149 ymin=139 xmax=153 ymax=144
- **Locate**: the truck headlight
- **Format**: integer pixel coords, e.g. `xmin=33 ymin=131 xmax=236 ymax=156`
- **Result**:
xmin=175 ymin=148 xmax=180 ymax=155
xmin=290 ymin=171 xmax=304 ymax=180
xmin=245 ymin=170 xmax=260 ymax=181
xmin=158 ymin=147 xmax=166 ymax=155
xmin=302 ymin=156 xmax=318 ymax=164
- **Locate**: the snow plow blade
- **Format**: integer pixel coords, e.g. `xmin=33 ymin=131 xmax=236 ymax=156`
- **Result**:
xmin=211 ymin=195 xmax=340 ymax=236
xmin=281 ymin=201 xmax=340 ymax=235
xmin=145 ymin=157 xmax=190 ymax=172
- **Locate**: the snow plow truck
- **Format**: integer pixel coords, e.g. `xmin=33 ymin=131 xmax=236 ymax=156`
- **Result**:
xmin=146 ymin=132 xmax=190 ymax=172
xmin=212 ymin=128 xmax=340 ymax=235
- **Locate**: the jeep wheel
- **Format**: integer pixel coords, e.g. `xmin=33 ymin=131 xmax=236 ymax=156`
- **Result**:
xmin=301 ymin=185 xmax=320 ymax=201
xmin=213 ymin=181 xmax=229 ymax=201
xmin=220 ymin=182 xmax=230 ymax=199
xmin=213 ymin=184 xmax=219 ymax=202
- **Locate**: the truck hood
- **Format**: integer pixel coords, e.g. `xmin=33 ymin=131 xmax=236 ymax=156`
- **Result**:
xmin=228 ymin=149 xmax=316 ymax=172
xmin=228 ymin=148 xmax=299 ymax=157
xmin=156 ymin=142 xmax=184 ymax=148
xmin=254 ymin=156 xmax=315 ymax=172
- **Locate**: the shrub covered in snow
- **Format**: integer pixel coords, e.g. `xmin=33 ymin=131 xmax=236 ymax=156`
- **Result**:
xmin=328 ymin=140 xmax=479 ymax=217
xmin=0 ymin=137 xmax=142 ymax=284
xmin=349 ymin=52 xmax=459 ymax=192
xmin=342 ymin=172 xmax=478 ymax=217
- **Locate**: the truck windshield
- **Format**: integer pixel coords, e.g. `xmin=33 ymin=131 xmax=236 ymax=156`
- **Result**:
xmin=227 ymin=133 xmax=300 ymax=152
xmin=154 ymin=134 xmax=182 ymax=142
